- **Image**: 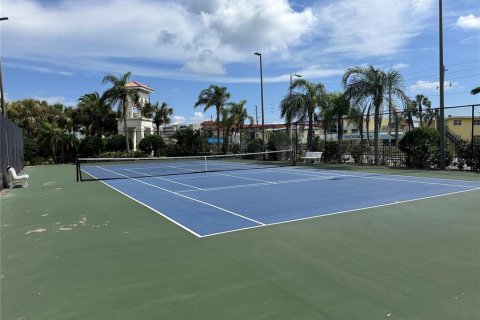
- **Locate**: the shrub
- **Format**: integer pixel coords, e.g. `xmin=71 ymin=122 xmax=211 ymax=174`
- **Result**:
xmin=247 ymin=138 xmax=264 ymax=153
xmin=79 ymin=136 xmax=104 ymax=157
xmin=399 ymin=128 xmax=452 ymax=169
xmin=23 ymin=136 xmax=41 ymax=165
xmin=138 ymin=135 xmax=166 ymax=156
xmin=350 ymin=142 xmax=367 ymax=164
xmin=456 ymin=139 xmax=480 ymax=172
xmin=267 ymin=131 xmax=292 ymax=151
xmin=105 ymin=134 xmax=132 ymax=152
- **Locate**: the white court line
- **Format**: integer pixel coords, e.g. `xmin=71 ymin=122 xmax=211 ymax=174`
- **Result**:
xmin=178 ymin=176 xmax=336 ymax=193
xmin=213 ymin=172 xmax=276 ymax=184
xmin=260 ymin=166 xmax=480 ymax=188
xmin=124 ymin=168 xmax=206 ymax=191
xmin=201 ymin=187 xmax=480 ymax=238
xmin=81 ymin=169 xmax=202 ymax=238
xmin=95 ymin=166 xmax=265 ymax=226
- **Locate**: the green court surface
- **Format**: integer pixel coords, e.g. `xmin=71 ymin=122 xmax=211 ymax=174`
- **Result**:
xmin=1 ymin=164 xmax=479 ymax=320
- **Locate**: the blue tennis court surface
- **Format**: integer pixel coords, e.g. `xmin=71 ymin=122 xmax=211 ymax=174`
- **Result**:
xmin=82 ymin=165 xmax=480 ymax=237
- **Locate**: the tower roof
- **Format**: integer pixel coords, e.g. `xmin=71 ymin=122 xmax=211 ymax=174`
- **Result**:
xmin=125 ymin=81 xmax=155 ymax=93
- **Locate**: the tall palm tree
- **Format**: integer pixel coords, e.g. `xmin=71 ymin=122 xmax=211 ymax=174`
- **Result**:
xmin=280 ymin=79 xmax=325 ymax=151
xmin=102 ymin=72 xmax=140 ymax=152
xmin=321 ymin=92 xmax=353 ymax=163
xmin=142 ymin=102 xmax=174 ymax=136
xmin=385 ymin=70 xmax=408 ymax=144
xmin=414 ymin=94 xmax=431 ymax=128
xmin=222 ymin=100 xmax=253 ymax=152
xmin=471 ymin=86 xmax=480 ymax=95
xmin=343 ymin=65 xmax=406 ymax=164
xmin=194 ymin=85 xmax=231 ymax=152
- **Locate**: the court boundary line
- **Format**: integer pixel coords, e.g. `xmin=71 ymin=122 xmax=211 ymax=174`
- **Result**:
xmin=124 ymin=168 xmax=207 ymax=191
xmin=200 ymin=187 xmax=479 ymax=238
xmin=83 ymin=171 xmax=203 ymax=238
xmin=95 ymin=166 xmax=266 ymax=227
xmin=261 ymin=167 xmax=480 ymax=188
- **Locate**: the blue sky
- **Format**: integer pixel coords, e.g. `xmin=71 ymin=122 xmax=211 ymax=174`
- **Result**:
xmin=1 ymin=0 xmax=479 ymax=124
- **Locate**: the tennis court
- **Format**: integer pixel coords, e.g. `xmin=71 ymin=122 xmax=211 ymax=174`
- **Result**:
xmin=2 ymin=162 xmax=479 ymax=320
xmin=78 ymin=152 xmax=480 ymax=237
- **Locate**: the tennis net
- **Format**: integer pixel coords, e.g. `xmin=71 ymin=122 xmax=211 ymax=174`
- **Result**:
xmin=76 ymin=149 xmax=294 ymax=181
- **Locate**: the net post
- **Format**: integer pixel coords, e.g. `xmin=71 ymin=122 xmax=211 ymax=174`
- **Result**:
xmin=76 ymin=158 xmax=80 ymax=182
xmin=204 ymin=156 xmax=208 ymax=172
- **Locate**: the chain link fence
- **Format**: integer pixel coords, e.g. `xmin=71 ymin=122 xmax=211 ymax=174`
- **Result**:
xmin=1 ymin=113 xmax=24 ymax=189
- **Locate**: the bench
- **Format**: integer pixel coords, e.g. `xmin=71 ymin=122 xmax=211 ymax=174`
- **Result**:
xmin=302 ymin=151 xmax=323 ymax=164
xmin=6 ymin=166 xmax=29 ymax=188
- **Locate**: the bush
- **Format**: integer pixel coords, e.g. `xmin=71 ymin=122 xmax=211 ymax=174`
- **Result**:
xmin=267 ymin=131 xmax=292 ymax=151
xmin=79 ymin=136 xmax=104 ymax=157
xmin=100 ymin=151 xmax=147 ymax=158
xmin=322 ymin=141 xmax=340 ymax=162
xmin=105 ymin=134 xmax=132 ymax=152
xmin=23 ymin=136 xmax=41 ymax=165
xmin=456 ymin=139 xmax=480 ymax=171
xmin=399 ymin=128 xmax=452 ymax=169
xmin=350 ymin=142 xmax=367 ymax=164
xmin=247 ymin=138 xmax=264 ymax=153
xmin=138 ymin=135 xmax=166 ymax=157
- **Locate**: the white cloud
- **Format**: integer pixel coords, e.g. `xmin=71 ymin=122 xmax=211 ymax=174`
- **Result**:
xmin=33 ymin=96 xmax=77 ymax=106
xmin=182 ymin=50 xmax=226 ymax=75
xmin=172 ymin=115 xmax=186 ymax=124
xmin=409 ymin=80 xmax=459 ymax=93
xmin=393 ymin=63 xmax=409 ymax=70
xmin=189 ymin=112 xmax=205 ymax=123
xmin=456 ymin=14 xmax=480 ymax=30
xmin=3 ymin=0 xmax=315 ymax=76
xmin=315 ymin=0 xmax=435 ymax=57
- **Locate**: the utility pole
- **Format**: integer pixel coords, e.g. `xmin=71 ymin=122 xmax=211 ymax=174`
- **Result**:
xmin=438 ymin=0 xmax=446 ymax=169
xmin=254 ymin=52 xmax=265 ymax=154
xmin=255 ymin=105 xmax=258 ymax=125
xmin=0 ymin=17 xmax=8 ymax=116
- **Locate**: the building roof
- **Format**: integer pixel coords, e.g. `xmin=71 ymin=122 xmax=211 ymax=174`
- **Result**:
xmin=125 ymin=81 xmax=155 ymax=93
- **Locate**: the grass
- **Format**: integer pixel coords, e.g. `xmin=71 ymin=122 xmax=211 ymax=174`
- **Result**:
xmin=1 ymin=164 xmax=479 ymax=319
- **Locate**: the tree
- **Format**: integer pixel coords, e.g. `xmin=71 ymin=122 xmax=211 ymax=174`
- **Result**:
xmin=222 ymin=100 xmax=253 ymax=152
xmin=102 ymin=72 xmax=140 ymax=152
xmin=321 ymin=92 xmax=352 ymax=163
xmin=343 ymin=65 xmax=406 ymax=164
xmin=194 ymin=85 xmax=231 ymax=153
xmin=142 ymin=102 xmax=173 ymax=135
xmin=471 ymin=86 xmax=480 ymax=95
xmin=413 ymin=94 xmax=431 ymax=128
xmin=77 ymin=92 xmax=116 ymax=137
xmin=280 ymin=79 xmax=325 ymax=151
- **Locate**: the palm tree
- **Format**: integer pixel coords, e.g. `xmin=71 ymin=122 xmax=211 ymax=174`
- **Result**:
xmin=102 ymin=72 xmax=140 ymax=152
xmin=38 ymin=122 xmax=62 ymax=163
xmin=77 ymin=92 xmax=114 ymax=138
xmin=321 ymin=92 xmax=353 ymax=163
xmin=221 ymin=100 xmax=254 ymax=152
xmin=471 ymin=86 xmax=480 ymax=95
xmin=280 ymin=79 xmax=325 ymax=151
xmin=194 ymin=85 xmax=231 ymax=153
xmin=142 ymin=102 xmax=173 ymax=136
xmin=343 ymin=65 xmax=406 ymax=165
xmin=414 ymin=94 xmax=431 ymax=128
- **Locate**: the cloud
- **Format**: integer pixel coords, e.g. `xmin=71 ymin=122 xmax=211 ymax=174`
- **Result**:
xmin=182 ymin=50 xmax=226 ymax=75
xmin=172 ymin=115 xmax=186 ymax=124
xmin=190 ymin=112 xmax=205 ymax=123
xmin=315 ymin=0 xmax=435 ymax=57
xmin=33 ymin=95 xmax=77 ymax=106
xmin=409 ymin=80 xmax=459 ymax=93
xmin=456 ymin=14 xmax=480 ymax=30
xmin=3 ymin=0 xmax=315 ymax=76
xmin=393 ymin=63 xmax=409 ymax=70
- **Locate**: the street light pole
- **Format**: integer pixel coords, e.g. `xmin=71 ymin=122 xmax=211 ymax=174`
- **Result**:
xmin=438 ymin=0 xmax=446 ymax=169
xmin=0 ymin=17 xmax=8 ymax=116
xmin=254 ymin=52 xmax=265 ymax=153
xmin=289 ymin=73 xmax=301 ymax=94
